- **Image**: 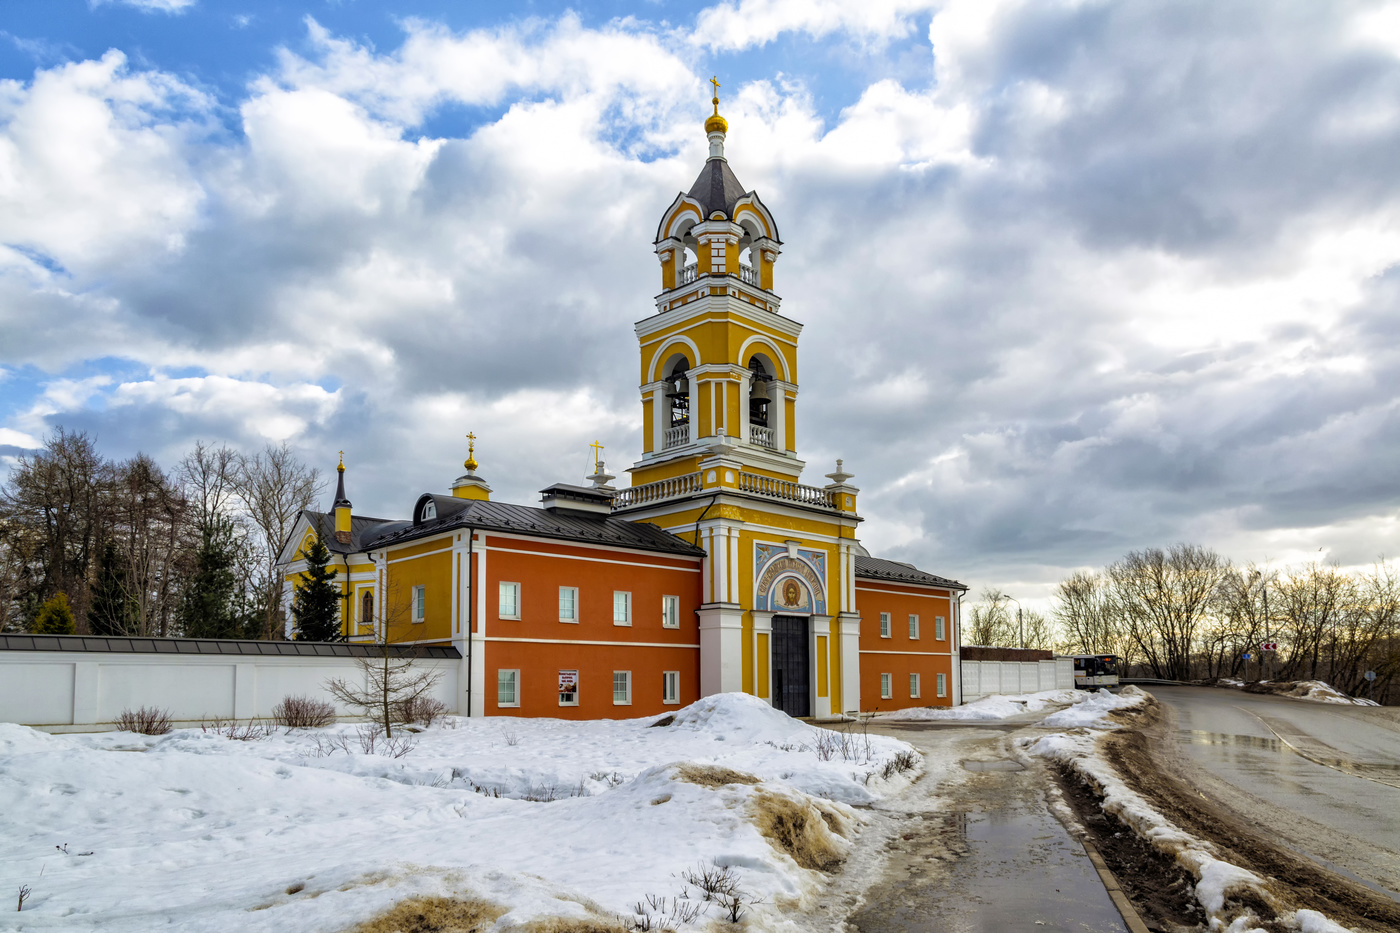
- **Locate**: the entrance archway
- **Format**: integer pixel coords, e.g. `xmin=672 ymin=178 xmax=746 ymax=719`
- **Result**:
xmin=771 ymin=615 xmax=810 ymax=717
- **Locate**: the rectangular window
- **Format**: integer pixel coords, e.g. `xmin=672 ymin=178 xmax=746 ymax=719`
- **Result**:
xmin=662 ymin=595 xmax=680 ymax=629
xmin=559 ymin=586 xmax=578 ymax=623
xmin=662 ymin=671 xmax=680 ymax=705
xmin=910 ymin=673 xmax=921 ymax=698
xmin=499 ymin=582 xmax=520 ymax=619
xmin=613 ymin=671 xmax=632 ymax=705
xmin=558 ymin=670 xmax=579 ymax=706
xmin=411 ymin=585 xmax=425 ymax=623
xmin=497 ymin=669 xmax=519 ymax=707
xmin=908 ymin=614 xmax=920 ymax=639
xmin=937 ymin=672 xmax=948 ymax=697
xmin=879 ymin=612 xmax=891 ymax=638
xmin=880 ymin=673 xmax=892 ymax=699
xmin=613 ymin=591 xmax=631 ymax=626
xmin=935 ymin=615 xmax=946 ymax=640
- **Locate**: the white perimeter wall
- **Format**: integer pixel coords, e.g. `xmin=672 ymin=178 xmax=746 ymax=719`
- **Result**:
xmin=0 ymin=651 xmax=461 ymax=733
xmin=960 ymin=658 xmax=1073 ymax=703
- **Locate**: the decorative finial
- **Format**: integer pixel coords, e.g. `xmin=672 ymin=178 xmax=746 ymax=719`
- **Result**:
xmin=589 ymin=440 xmax=605 ymax=471
xmin=338 ymin=450 xmax=344 ymax=472
xmin=464 ymin=432 xmax=478 ymax=473
xmin=705 ymin=76 xmax=728 ymax=140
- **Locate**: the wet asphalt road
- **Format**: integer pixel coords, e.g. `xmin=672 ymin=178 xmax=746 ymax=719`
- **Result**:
xmin=1148 ymin=685 xmax=1400 ymax=899
xmin=840 ymin=723 xmax=1127 ymax=933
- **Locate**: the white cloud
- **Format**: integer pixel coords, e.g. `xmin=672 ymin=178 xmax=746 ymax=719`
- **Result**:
xmin=90 ymin=0 xmax=197 ymax=12
xmin=692 ymin=0 xmax=938 ymax=51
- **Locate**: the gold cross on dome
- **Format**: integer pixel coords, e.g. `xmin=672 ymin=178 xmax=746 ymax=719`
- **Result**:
xmin=711 ymin=76 xmax=720 ymax=98
xmin=589 ymin=440 xmax=604 ymax=470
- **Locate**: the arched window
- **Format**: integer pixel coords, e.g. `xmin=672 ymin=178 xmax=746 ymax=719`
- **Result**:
xmin=360 ymin=590 xmax=374 ymax=627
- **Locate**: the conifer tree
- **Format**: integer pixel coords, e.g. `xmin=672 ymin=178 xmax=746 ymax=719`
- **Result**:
xmin=89 ymin=540 xmax=134 ymax=636
xmin=179 ymin=516 xmax=242 ymax=638
xmin=293 ymin=534 xmax=341 ymax=641
xmin=31 ymin=593 xmax=76 ymax=635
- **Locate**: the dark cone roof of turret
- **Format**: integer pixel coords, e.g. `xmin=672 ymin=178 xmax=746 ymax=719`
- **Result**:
xmin=687 ymin=157 xmax=750 ymax=221
xmin=333 ymin=467 xmax=351 ymax=510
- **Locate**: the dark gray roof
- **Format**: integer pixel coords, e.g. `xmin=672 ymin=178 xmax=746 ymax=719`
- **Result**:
xmin=0 ymin=634 xmax=459 ymax=658
xmin=855 ymin=555 xmax=966 ymax=590
xmin=686 ymin=157 xmax=751 ymax=221
xmin=365 ymin=493 xmax=707 ymax=558
xmin=303 ymin=510 xmax=404 ymax=554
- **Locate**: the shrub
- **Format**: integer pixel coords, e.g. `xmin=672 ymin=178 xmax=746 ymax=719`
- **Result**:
xmin=31 ymin=593 xmax=76 ymax=635
xmin=116 ymin=706 xmax=172 ymax=735
xmin=391 ymin=694 xmax=448 ymax=727
xmin=272 ymin=695 xmax=336 ymax=729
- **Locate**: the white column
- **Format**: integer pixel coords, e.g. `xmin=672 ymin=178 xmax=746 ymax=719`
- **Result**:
xmin=698 ymin=607 xmax=745 ymax=696
xmin=651 ymin=387 xmax=665 ymax=452
xmin=471 ymin=536 xmax=487 ymax=717
xmin=714 ymin=525 xmax=729 ymax=603
xmin=701 ymin=527 xmax=713 ymax=604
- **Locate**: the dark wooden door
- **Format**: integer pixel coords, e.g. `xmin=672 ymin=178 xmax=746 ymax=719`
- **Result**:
xmin=771 ymin=615 xmax=810 ymax=718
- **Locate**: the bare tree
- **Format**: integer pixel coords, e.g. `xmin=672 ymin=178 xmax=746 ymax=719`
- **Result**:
xmin=0 ymin=429 xmax=113 ymax=630
xmin=1107 ymin=544 xmax=1230 ymax=681
xmin=966 ymin=588 xmax=1016 ymax=646
xmin=233 ymin=444 xmax=323 ymax=640
xmin=178 ymin=441 xmax=240 ymax=536
xmin=111 ymin=454 xmax=186 ymax=637
xmin=1206 ymin=566 xmax=1273 ymax=680
xmin=325 ymin=582 xmax=441 ymax=736
xmin=1018 ymin=608 xmax=1057 ymax=651
xmin=1053 ymin=570 xmax=1129 ymax=660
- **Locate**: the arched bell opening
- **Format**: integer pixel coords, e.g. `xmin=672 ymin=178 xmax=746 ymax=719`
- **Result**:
xmin=747 ymin=355 xmax=778 ymax=449
xmin=663 ymin=356 xmax=692 ymax=450
xmin=737 ymin=218 xmax=762 ymax=286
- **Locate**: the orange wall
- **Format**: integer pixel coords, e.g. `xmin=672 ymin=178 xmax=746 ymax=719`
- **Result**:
xmin=482 ymin=534 xmax=703 ymax=719
xmin=856 ymin=581 xmax=956 ymax=711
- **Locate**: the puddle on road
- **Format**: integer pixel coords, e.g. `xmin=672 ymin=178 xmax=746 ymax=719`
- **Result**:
xmin=1180 ymin=729 xmax=1284 ymax=752
xmin=962 ymin=759 xmax=1025 ymax=772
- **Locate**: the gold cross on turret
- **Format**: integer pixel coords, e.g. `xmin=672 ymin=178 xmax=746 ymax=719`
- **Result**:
xmin=589 ymin=440 xmax=604 ymax=470
xmin=710 ymin=75 xmax=721 ymax=112
xmin=464 ymin=432 xmax=478 ymax=472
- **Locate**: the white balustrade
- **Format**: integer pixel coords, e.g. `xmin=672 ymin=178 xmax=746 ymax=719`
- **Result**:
xmin=611 ymin=472 xmax=703 ymax=509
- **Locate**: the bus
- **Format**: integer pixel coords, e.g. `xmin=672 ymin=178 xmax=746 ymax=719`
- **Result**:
xmin=1067 ymin=654 xmax=1120 ymax=689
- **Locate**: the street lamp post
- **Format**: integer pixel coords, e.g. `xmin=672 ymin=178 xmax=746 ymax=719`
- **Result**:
xmin=1005 ymin=595 xmax=1023 ymax=649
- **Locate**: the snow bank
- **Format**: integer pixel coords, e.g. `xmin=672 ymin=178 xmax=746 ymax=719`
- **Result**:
xmin=0 ymin=694 xmax=917 ymax=932
xmin=878 ymin=689 xmax=1087 ymax=722
xmin=1281 ymin=681 xmax=1379 ymax=706
xmin=1040 ymin=688 xmax=1147 ymax=729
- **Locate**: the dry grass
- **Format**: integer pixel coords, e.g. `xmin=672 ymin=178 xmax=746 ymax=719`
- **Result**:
xmin=674 ymin=764 xmax=760 ymax=787
xmin=344 ymin=896 xmax=505 ymax=933
xmin=751 ymin=791 xmax=849 ymax=872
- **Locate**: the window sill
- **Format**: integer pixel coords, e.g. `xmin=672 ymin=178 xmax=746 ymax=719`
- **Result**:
xmin=663 ymin=699 xmax=680 ymax=706
xmin=499 ymin=615 xmax=520 ymax=621
xmin=558 ymin=619 xmax=579 ymax=624
xmin=613 ymin=621 xmax=632 ymax=627
xmin=612 ymin=700 xmax=632 ymax=706
xmin=497 ymin=703 xmax=520 ymax=709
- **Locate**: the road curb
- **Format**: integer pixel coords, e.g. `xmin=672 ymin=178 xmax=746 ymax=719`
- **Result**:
xmin=1079 ymin=836 xmax=1153 ymax=933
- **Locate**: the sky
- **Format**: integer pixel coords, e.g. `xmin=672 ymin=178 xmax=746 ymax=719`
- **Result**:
xmin=3 ymin=0 xmax=1400 ymax=606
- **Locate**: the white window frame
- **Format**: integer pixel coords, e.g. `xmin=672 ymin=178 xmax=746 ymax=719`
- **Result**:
xmin=498 ymin=581 xmax=520 ymax=620
xmin=497 ymin=669 xmax=520 ymax=708
xmin=879 ymin=612 xmax=891 ymax=638
xmin=613 ymin=670 xmax=632 ymax=706
xmin=935 ymin=615 xmax=946 ymax=640
xmin=558 ymin=670 xmax=579 ymax=707
xmin=880 ymin=672 xmax=892 ymax=700
xmin=910 ymin=673 xmax=921 ymax=698
xmin=411 ymin=585 xmax=425 ymax=623
xmin=662 ymin=595 xmax=680 ymax=629
xmin=558 ymin=586 xmax=578 ymax=624
xmin=937 ymin=672 xmax=948 ymax=698
xmin=662 ymin=670 xmax=680 ymax=705
xmin=613 ymin=590 xmax=632 ymax=626
xmin=908 ymin=613 xmax=920 ymax=640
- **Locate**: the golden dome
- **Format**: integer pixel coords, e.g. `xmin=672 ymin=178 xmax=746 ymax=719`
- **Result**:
xmin=705 ymin=112 xmax=728 ymax=135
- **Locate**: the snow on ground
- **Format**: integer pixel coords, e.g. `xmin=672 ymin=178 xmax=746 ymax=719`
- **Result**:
xmin=876 ymin=689 xmax=1088 ymax=722
xmin=1210 ymin=678 xmax=1379 ymax=706
xmin=1019 ymin=687 xmax=1352 ymax=933
xmin=0 ymin=694 xmax=918 ymax=933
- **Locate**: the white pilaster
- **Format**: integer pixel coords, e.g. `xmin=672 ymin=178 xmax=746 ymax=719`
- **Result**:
xmin=838 ymin=612 xmax=861 ymax=716
xmin=698 ymin=605 xmax=745 ymax=696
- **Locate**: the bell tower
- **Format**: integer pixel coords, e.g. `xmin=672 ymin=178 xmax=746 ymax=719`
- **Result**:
xmin=632 ymin=78 xmax=795 ymax=486
xmin=617 ymin=82 xmax=865 ymax=720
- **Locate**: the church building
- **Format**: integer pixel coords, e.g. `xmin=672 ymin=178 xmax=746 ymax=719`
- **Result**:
xmin=277 ymin=85 xmax=966 ymax=719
